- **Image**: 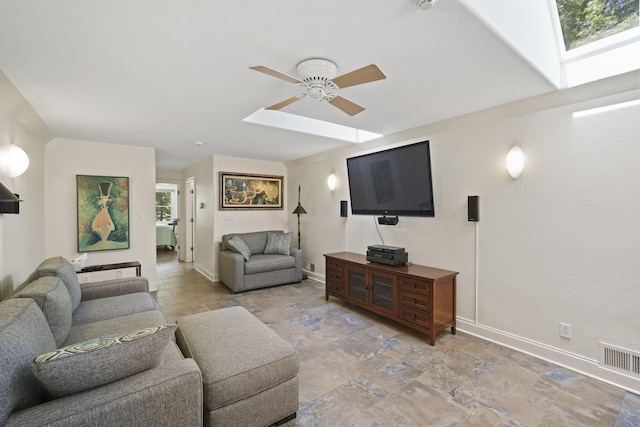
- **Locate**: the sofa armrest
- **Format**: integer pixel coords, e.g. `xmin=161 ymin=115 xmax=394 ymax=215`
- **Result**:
xmin=218 ymin=250 xmax=246 ymax=293
xmin=80 ymin=277 xmax=150 ymax=301
xmin=291 ymin=248 xmax=303 ymax=281
xmin=6 ymin=359 xmax=203 ymax=427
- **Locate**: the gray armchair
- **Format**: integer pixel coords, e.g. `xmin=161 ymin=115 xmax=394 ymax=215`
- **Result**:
xmin=219 ymin=230 xmax=302 ymax=293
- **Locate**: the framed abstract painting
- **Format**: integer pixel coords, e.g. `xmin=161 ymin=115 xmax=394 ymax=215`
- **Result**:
xmin=76 ymin=175 xmax=130 ymax=252
xmin=220 ymin=172 xmax=283 ymax=210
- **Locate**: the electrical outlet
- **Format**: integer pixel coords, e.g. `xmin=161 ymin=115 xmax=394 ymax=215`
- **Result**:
xmin=560 ymin=323 xmax=572 ymax=339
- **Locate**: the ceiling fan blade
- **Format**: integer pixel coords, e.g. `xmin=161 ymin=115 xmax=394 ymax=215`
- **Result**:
xmin=265 ymin=97 xmax=300 ymax=111
xmin=329 ymin=96 xmax=365 ymax=116
xmin=332 ymin=64 xmax=386 ymax=89
xmin=249 ymin=65 xmax=303 ymax=84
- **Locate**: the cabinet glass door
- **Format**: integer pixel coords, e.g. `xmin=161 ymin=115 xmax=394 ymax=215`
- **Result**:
xmin=347 ymin=267 xmax=367 ymax=302
xmin=371 ymin=272 xmax=394 ymax=313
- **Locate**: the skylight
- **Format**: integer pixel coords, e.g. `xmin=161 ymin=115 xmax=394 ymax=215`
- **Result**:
xmin=550 ymin=0 xmax=640 ymax=86
xmin=555 ymin=0 xmax=638 ymax=51
xmin=242 ymin=109 xmax=383 ymax=143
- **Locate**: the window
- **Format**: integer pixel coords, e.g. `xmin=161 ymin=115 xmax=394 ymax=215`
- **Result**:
xmin=555 ymin=0 xmax=639 ymax=51
xmin=155 ymin=183 xmax=179 ymax=223
xmin=156 ymin=191 xmax=172 ymax=222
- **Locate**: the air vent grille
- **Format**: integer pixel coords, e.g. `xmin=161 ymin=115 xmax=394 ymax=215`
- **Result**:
xmin=599 ymin=342 xmax=640 ymax=379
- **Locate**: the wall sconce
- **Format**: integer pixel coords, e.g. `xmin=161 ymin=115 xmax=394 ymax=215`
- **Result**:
xmin=327 ymin=173 xmax=336 ymax=192
xmin=0 ymin=144 xmax=29 ymax=178
xmin=0 ymin=182 xmax=22 ymax=214
xmin=506 ymin=145 xmax=524 ymax=179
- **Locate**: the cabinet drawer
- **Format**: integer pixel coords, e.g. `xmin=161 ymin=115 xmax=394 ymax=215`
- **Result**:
xmin=399 ymin=291 xmax=430 ymax=311
xmin=327 ymin=281 xmax=345 ymax=296
xmin=326 ymin=267 xmax=344 ymax=283
xmin=398 ymin=306 xmax=430 ymax=329
xmin=327 ymin=260 xmax=344 ymax=271
xmin=398 ymin=277 xmax=431 ymax=295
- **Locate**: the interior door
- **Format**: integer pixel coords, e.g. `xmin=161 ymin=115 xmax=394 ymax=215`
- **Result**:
xmin=185 ymin=178 xmax=195 ymax=262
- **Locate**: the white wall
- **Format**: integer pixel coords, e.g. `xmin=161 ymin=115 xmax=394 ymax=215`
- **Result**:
xmin=286 ymin=70 xmax=640 ymax=392
xmin=44 ymin=139 xmax=158 ymax=290
xmin=0 ymin=71 xmax=52 ymax=299
xmin=185 ymin=155 xmax=288 ymax=281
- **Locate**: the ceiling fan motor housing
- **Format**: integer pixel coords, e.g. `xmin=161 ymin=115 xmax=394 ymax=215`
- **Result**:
xmin=414 ymin=0 xmax=438 ymax=10
xmin=296 ymin=59 xmax=339 ymax=101
xmin=296 ymin=59 xmax=338 ymax=80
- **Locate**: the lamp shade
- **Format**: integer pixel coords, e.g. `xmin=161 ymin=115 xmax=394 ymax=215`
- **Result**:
xmin=506 ymin=145 xmax=524 ymax=179
xmin=327 ymin=173 xmax=336 ymax=191
xmin=8 ymin=145 xmax=29 ymax=178
xmin=292 ymin=204 xmax=307 ymax=214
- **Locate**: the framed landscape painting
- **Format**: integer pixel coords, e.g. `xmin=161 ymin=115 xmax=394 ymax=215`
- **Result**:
xmin=77 ymin=175 xmax=130 ymax=252
xmin=220 ymin=172 xmax=283 ymax=210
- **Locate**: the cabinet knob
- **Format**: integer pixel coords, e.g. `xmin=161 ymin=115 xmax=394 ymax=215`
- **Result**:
xmin=411 ymin=284 xmax=416 ymax=288
xmin=412 ymin=298 xmax=416 ymax=304
xmin=412 ymin=314 xmax=416 ymax=319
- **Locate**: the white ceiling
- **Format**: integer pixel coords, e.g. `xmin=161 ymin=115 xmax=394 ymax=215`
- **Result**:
xmin=0 ymin=0 xmax=556 ymax=170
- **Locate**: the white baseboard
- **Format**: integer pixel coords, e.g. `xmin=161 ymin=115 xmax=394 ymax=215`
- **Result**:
xmin=457 ymin=317 xmax=640 ymax=394
xmin=193 ymin=263 xmax=215 ymax=282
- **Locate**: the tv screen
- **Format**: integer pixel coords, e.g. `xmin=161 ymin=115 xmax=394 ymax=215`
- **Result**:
xmin=346 ymin=141 xmax=435 ymax=217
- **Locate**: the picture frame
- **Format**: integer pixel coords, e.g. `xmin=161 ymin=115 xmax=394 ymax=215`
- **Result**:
xmin=220 ymin=172 xmax=283 ymax=210
xmin=77 ymin=175 xmax=130 ymax=252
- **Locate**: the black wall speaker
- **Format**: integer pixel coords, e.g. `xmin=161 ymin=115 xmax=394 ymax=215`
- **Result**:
xmin=340 ymin=200 xmax=348 ymax=217
xmin=468 ymin=195 xmax=479 ymax=222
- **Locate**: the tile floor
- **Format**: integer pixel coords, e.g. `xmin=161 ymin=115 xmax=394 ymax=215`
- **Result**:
xmin=153 ymin=249 xmax=640 ymax=426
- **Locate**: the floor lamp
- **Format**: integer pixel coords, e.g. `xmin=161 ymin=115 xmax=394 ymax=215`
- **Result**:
xmin=292 ymin=185 xmax=307 ymax=250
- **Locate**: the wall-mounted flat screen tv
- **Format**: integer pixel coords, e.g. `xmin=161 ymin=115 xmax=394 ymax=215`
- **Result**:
xmin=346 ymin=141 xmax=435 ymax=217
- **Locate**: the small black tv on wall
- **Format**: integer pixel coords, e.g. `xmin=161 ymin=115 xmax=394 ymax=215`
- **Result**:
xmin=346 ymin=141 xmax=435 ymax=218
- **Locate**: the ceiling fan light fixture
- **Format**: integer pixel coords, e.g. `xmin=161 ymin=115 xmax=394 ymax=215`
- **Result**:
xmin=414 ymin=0 xmax=438 ymax=10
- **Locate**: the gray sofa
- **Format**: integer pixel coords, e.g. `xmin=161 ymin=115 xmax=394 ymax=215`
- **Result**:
xmin=1 ymin=256 xmax=299 ymax=427
xmin=1 ymin=256 xmax=202 ymax=427
xmin=219 ymin=230 xmax=303 ymax=293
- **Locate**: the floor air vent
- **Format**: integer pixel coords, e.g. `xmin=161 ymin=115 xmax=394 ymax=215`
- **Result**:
xmin=599 ymin=342 xmax=640 ymax=379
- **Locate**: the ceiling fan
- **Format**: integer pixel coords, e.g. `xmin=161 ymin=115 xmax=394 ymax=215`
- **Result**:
xmin=249 ymin=59 xmax=386 ymax=116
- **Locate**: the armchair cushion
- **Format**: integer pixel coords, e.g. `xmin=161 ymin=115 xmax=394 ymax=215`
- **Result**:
xmin=264 ymin=231 xmax=292 ymax=255
xmin=32 ymin=324 xmax=177 ymax=398
xmin=227 ymin=236 xmax=251 ymax=261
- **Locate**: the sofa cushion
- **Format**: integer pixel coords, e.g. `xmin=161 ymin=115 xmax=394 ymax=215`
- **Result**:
xmin=71 ymin=292 xmax=158 ymax=326
xmin=32 ymin=324 xmax=177 ymax=397
xmin=244 ymin=254 xmax=296 ymax=275
xmin=13 ymin=276 xmax=72 ymax=346
xmin=26 ymin=256 xmax=82 ymax=312
xmin=64 ymin=309 xmax=168 ymax=345
xmin=264 ymin=231 xmax=292 ymax=255
xmin=227 ymin=236 xmax=251 ymax=261
xmin=0 ymin=299 xmax=56 ymax=425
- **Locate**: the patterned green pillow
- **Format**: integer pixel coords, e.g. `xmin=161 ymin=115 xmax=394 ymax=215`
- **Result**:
xmin=228 ymin=236 xmax=251 ymax=261
xmin=31 ymin=324 xmax=177 ymax=397
xmin=264 ymin=231 xmax=292 ymax=255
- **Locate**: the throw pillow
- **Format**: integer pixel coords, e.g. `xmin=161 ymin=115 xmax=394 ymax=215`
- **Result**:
xmin=264 ymin=231 xmax=292 ymax=255
xmin=31 ymin=324 xmax=177 ymax=397
xmin=227 ymin=236 xmax=251 ymax=261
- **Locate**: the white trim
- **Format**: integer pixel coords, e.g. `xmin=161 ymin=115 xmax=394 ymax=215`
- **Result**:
xmin=457 ymin=318 xmax=640 ymax=394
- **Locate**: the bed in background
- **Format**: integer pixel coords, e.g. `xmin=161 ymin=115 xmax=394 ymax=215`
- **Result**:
xmin=156 ymin=222 xmax=178 ymax=250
